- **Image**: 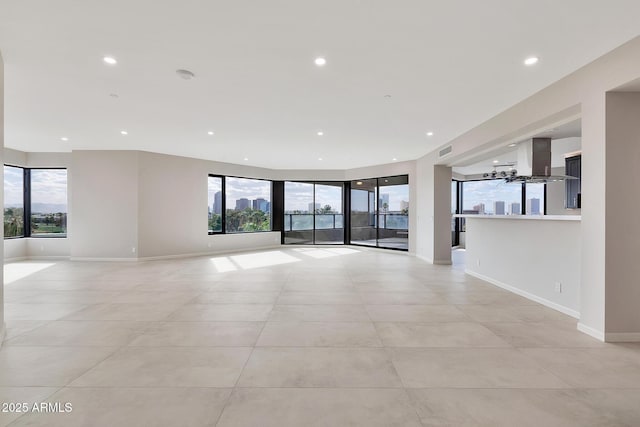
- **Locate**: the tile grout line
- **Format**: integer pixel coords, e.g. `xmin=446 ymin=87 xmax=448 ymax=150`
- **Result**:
xmin=212 ymin=268 xmax=292 ymax=426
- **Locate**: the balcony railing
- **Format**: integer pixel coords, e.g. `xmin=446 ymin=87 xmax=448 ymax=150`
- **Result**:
xmin=284 ymin=214 xmax=343 ymax=231
xmin=284 ymin=213 xmax=408 ymax=231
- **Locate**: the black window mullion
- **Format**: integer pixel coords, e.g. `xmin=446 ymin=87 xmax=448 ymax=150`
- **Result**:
xmin=344 ymin=181 xmax=351 ymax=245
xmin=24 ymin=168 xmax=31 ymax=237
xmin=221 ymin=176 xmax=226 ymax=233
xmin=521 ymin=182 xmax=526 ymax=215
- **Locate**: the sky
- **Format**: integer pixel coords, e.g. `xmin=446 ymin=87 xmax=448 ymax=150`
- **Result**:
xmin=208 ymin=176 xmax=272 ymax=210
xmin=4 ymin=166 xmax=68 ymax=209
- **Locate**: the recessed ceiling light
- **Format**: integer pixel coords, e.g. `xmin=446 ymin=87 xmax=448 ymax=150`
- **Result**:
xmin=60 ymin=137 xmax=69 ymax=142
xmin=426 ymin=132 xmax=434 ymax=136
xmin=317 ymin=131 xmax=324 ymax=136
xmin=384 ymin=179 xmax=389 ymax=183
xmin=508 ymin=143 xmax=516 ymax=147
xmin=103 ymin=56 xmax=117 ymax=65
xmin=244 ymin=157 xmax=249 ymax=161
xmin=314 ymin=57 xmax=326 ymax=66
xmin=207 ymin=131 xmax=214 ymax=135
xmin=392 ymin=158 xmax=397 ymax=161
xmin=356 ymin=181 xmax=363 ymax=185
xmin=120 ymin=130 xmax=128 ymax=135
xmin=493 ymin=160 xmax=499 ymax=164
xmin=318 ymin=157 xmax=323 ymax=161
xmin=524 ymin=56 xmax=539 ymax=66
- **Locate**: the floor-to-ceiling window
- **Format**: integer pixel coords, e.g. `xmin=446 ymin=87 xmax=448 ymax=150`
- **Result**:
xmin=350 ymin=175 xmax=409 ymax=251
xmin=377 ymin=176 xmax=409 ymax=250
xmin=283 ymin=181 xmax=344 ymax=244
xmin=350 ymin=178 xmax=377 ymax=247
xmin=313 ymin=182 xmax=343 ymax=244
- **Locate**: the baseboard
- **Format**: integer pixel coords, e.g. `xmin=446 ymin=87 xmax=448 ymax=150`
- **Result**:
xmin=70 ymin=244 xmax=283 ymax=262
xmin=70 ymin=257 xmax=139 ymax=262
xmin=5 ymin=255 xmax=69 ymax=262
xmin=465 ymin=269 xmax=580 ymax=319
xmin=577 ymin=322 xmax=605 ymax=341
xmin=415 ymin=254 xmax=433 ymax=264
xmin=604 ymin=332 xmax=640 ymax=342
xmin=138 ymin=244 xmax=282 ymax=261
xmin=4 ymin=256 xmax=28 ymax=263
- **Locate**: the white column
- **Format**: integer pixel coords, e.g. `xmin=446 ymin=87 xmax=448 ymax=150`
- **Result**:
xmin=603 ymin=92 xmax=640 ymax=341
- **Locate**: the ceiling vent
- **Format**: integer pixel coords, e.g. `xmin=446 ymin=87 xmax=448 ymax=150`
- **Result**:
xmin=439 ymin=145 xmax=453 ymax=158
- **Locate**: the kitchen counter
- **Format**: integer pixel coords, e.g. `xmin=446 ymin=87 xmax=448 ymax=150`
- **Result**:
xmin=460 ymin=214 xmax=581 ymax=318
xmin=454 ymin=214 xmax=580 ymax=221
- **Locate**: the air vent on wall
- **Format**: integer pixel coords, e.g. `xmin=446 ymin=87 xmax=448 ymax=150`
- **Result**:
xmin=439 ymin=145 xmax=453 ymax=158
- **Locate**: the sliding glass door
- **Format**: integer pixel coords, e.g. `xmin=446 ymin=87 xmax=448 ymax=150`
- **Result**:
xmin=283 ymin=181 xmax=344 ymax=244
xmin=349 ymin=178 xmax=377 ymax=246
xmin=314 ymin=182 xmax=344 ymax=244
xmin=377 ymin=176 xmax=409 ymax=249
xmin=350 ymin=175 xmax=409 ymax=250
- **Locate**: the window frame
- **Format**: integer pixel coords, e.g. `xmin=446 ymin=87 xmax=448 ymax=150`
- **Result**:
xmin=208 ymin=174 xmax=225 ymax=235
xmin=348 ymin=174 xmax=410 ymax=252
xmin=3 ymin=165 xmax=68 ymax=239
xmin=460 ymin=178 xmax=547 ymax=216
xmin=207 ymin=174 xmax=274 ymax=235
xmin=283 ymin=180 xmax=345 ymax=245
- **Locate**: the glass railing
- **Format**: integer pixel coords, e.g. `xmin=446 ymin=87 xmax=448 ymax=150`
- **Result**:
xmin=377 ymin=213 xmax=408 ymax=230
xmin=284 ymin=213 xmax=344 ymax=231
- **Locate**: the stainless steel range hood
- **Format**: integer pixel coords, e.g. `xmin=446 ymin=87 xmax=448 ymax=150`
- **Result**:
xmin=504 ymin=137 xmax=578 ymax=183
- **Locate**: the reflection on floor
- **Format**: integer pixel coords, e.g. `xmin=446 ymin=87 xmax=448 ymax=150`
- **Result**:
xmin=2 ymin=246 xmax=639 ymax=426
xmin=350 ymin=237 xmax=409 ymax=250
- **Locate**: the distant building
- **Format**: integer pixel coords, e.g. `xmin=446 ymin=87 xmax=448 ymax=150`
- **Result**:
xmin=213 ymin=191 xmax=222 ymax=214
xmin=472 ymin=203 xmax=485 ymax=214
xmin=253 ymin=198 xmax=269 ymax=212
xmin=380 ymin=194 xmax=390 ymax=210
xmin=493 ymin=201 xmax=505 ymax=215
xmin=400 ymin=200 xmax=409 ymax=211
xmin=308 ymin=202 xmax=320 ymax=213
xmin=510 ymin=202 xmax=521 ymax=215
xmin=236 ymin=198 xmax=251 ymax=210
xmin=526 ymin=198 xmax=541 ymax=215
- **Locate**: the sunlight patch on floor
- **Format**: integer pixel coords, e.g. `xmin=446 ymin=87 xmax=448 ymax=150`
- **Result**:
xmin=4 ymin=262 xmax=57 ymax=284
xmin=292 ymin=247 xmax=361 ymax=259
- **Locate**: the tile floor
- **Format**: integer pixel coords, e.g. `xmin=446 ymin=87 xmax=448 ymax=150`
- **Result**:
xmin=0 ymin=247 xmax=639 ymax=426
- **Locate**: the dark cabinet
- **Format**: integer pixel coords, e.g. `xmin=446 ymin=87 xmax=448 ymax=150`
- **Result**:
xmin=565 ymin=155 xmax=581 ymax=209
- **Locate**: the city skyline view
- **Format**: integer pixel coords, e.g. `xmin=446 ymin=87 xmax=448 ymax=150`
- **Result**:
xmin=460 ymin=180 xmax=545 ymax=214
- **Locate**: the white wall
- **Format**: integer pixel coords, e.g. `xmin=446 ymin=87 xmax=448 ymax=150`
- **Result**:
xmin=137 ymin=151 xmax=283 ymax=259
xmin=1 ymin=51 xmax=5 ymax=345
xmin=70 ymin=151 xmax=139 ymax=259
xmin=465 ymin=217 xmax=581 ymax=317
xmin=415 ymin=151 xmax=438 ymax=262
xmin=4 ymin=239 xmax=26 ymax=261
xmin=604 ymin=92 xmax=640 ymax=339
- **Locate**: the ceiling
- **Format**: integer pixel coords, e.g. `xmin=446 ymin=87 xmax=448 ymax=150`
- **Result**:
xmin=0 ymin=1 xmax=639 ymax=170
